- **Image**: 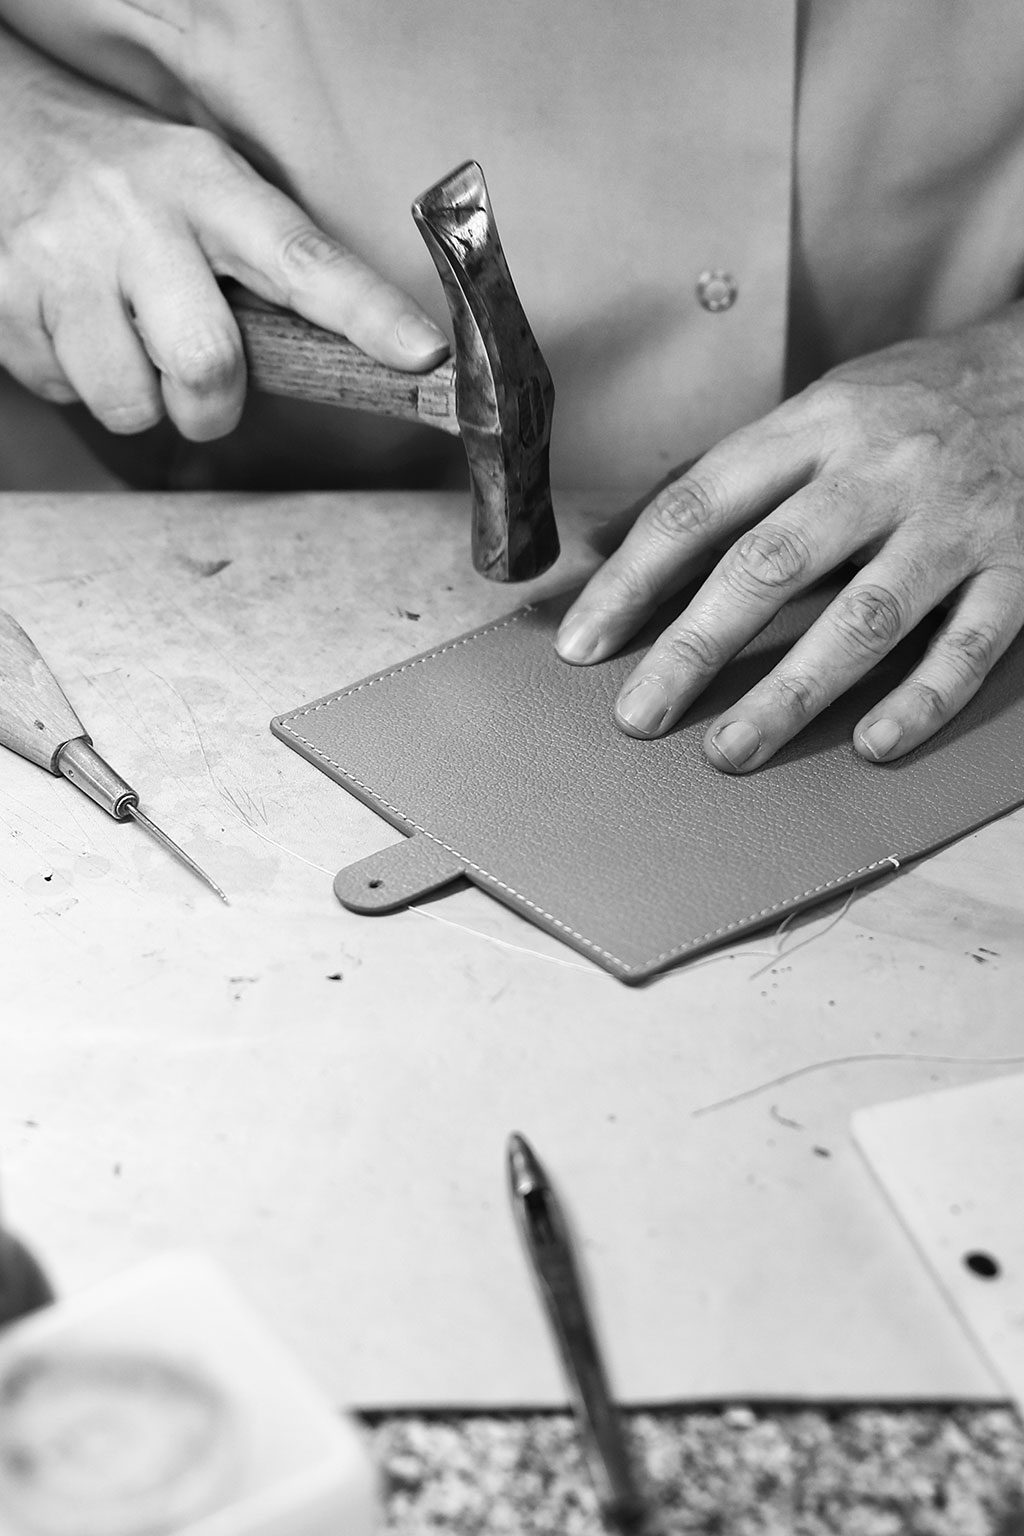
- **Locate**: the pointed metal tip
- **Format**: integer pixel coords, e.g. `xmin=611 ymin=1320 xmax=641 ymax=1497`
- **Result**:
xmin=507 ymin=1131 xmax=544 ymax=1199
xmin=126 ymin=804 xmax=230 ymax=904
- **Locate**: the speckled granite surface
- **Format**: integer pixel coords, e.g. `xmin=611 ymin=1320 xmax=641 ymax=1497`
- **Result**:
xmin=365 ymin=1406 xmax=1024 ymax=1534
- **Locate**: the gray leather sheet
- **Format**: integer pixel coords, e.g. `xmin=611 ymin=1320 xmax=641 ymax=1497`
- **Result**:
xmin=272 ymin=584 xmax=1024 ymax=982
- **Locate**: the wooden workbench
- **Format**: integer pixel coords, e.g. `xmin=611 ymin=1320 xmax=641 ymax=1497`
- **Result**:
xmin=2 ymin=490 xmax=1023 ymax=1532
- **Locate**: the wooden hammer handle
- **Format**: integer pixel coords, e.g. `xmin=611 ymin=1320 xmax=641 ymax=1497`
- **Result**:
xmin=232 ymin=296 xmax=460 ymax=436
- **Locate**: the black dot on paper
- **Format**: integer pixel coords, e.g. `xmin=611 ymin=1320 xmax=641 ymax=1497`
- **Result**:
xmin=963 ymin=1251 xmax=1001 ymax=1280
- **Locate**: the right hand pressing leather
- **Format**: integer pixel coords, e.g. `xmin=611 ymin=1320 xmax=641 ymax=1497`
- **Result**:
xmin=0 ymin=22 xmax=449 ymax=442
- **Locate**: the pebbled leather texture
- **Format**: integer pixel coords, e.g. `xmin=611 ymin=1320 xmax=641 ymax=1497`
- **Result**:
xmin=332 ymin=835 xmax=467 ymax=913
xmin=272 ymin=584 xmax=1024 ymax=983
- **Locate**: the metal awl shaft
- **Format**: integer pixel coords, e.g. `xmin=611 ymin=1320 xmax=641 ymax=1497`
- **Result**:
xmin=0 ymin=608 xmax=228 ymax=904
xmin=126 ymin=804 xmax=229 ymax=905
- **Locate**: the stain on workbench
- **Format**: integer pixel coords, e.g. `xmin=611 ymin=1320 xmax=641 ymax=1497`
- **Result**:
xmin=179 ymin=555 xmax=233 ymax=578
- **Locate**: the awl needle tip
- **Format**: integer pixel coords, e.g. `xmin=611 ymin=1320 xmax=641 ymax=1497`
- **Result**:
xmin=127 ymin=804 xmax=230 ymax=904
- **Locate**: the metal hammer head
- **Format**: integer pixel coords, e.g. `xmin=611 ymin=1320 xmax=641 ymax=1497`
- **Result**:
xmin=413 ymin=162 xmax=559 ymax=583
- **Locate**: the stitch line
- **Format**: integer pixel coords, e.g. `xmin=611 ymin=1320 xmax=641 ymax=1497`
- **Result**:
xmin=276 ymin=610 xmax=530 ymax=728
xmin=277 ymin=606 xmax=900 ymax=973
xmin=281 ymin=726 xmax=624 ymax=964
xmin=278 ymin=705 xmax=899 ymax=973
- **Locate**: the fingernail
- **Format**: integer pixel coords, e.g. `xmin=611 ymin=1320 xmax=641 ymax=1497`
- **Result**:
xmin=860 ymin=718 xmax=903 ymax=760
xmin=617 ymin=678 xmax=669 ymax=736
xmin=556 ymin=612 xmax=604 ymax=664
xmin=711 ymin=720 xmax=761 ymax=769
xmin=396 ymin=312 xmax=448 ymax=359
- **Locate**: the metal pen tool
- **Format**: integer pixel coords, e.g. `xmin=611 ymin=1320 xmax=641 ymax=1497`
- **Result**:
xmin=507 ymin=1132 xmax=649 ymax=1534
xmin=0 ymin=609 xmax=227 ymax=903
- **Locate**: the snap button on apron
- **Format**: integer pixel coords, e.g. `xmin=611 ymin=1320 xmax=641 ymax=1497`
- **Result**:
xmin=696 ymin=270 xmax=738 ymax=312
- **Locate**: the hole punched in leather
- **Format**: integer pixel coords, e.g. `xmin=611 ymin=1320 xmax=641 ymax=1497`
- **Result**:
xmin=333 ymin=834 xmax=466 ymax=914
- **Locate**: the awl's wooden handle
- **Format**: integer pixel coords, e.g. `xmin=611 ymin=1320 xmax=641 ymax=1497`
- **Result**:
xmin=231 ymin=295 xmax=460 ymax=436
xmin=0 ymin=608 xmax=143 ymax=817
xmin=0 ymin=609 xmax=87 ymax=770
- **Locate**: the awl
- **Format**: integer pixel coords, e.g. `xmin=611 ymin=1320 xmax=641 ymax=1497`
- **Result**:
xmin=0 ymin=609 xmax=227 ymax=903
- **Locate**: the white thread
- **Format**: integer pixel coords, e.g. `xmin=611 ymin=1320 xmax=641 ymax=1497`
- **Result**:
xmin=409 ymin=904 xmax=601 ymax=973
xmin=277 ymin=623 xmax=906 ymax=976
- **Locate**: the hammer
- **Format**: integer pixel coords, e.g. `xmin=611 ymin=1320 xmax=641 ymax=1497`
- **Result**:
xmin=230 ymin=161 xmax=559 ymax=583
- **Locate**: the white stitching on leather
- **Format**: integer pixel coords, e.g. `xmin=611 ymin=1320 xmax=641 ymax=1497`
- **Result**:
xmin=276 ymin=611 xmax=901 ymax=975
xmin=280 ymin=611 xmax=529 ymax=720
xmin=636 ymin=860 xmax=898 ymax=971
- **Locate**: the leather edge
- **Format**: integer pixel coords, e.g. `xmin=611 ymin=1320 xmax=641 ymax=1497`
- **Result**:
xmin=334 ymin=836 xmax=466 ymax=913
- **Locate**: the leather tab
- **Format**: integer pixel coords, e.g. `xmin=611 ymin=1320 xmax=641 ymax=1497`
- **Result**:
xmin=334 ymin=835 xmax=465 ymax=913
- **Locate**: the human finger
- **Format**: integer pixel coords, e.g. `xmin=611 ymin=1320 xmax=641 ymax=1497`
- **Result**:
xmin=611 ymin=476 xmax=885 ymax=738
xmin=555 ymin=409 xmax=818 ymax=666
xmin=192 ymin=149 xmax=449 ymax=371
xmin=853 ymin=568 xmax=1024 ymax=762
xmin=0 ymin=320 xmax=78 ymax=404
xmin=0 ymin=262 xmax=79 ymax=403
xmin=47 ymin=290 xmax=163 ymax=434
xmin=702 ymin=535 xmax=967 ymax=772
xmin=124 ymin=234 xmax=245 ymax=441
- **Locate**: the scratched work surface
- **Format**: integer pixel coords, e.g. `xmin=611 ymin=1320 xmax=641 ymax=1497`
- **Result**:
xmin=2 ymin=491 xmax=1024 ymax=1410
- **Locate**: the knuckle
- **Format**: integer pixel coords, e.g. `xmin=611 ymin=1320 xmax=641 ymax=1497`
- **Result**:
xmin=602 ymin=557 xmax=662 ymax=614
xmin=646 ymin=476 xmax=720 ymax=544
xmin=769 ymin=669 xmax=823 ymax=720
xmin=813 ymin=468 xmax=867 ymax=509
xmin=169 ymin=124 xmax=237 ymax=178
xmin=906 ymin=679 xmax=953 ymax=726
xmin=802 ymin=376 xmax=880 ymax=456
xmin=7 ymin=211 xmax=56 ymax=267
xmin=658 ymin=624 xmax=723 ymax=675
xmin=938 ymin=623 xmax=1000 ymax=688
xmin=724 ymin=524 xmax=812 ymax=598
xmin=804 ymin=375 xmax=857 ymax=425
xmin=278 ymin=224 xmax=349 ymax=280
xmin=830 ymin=583 xmax=906 ymax=657
xmin=903 ymin=424 xmax=946 ymax=463
xmin=89 ymin=162 xmax=137 ymax=214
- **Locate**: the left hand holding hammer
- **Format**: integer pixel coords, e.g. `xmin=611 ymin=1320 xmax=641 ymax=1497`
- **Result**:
xmin=556 ymin=306 xmax=1024 ymax=771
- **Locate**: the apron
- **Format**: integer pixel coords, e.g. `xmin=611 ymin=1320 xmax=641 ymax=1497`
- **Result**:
xmin=3 ymin=0 xmax=1024 ymax=490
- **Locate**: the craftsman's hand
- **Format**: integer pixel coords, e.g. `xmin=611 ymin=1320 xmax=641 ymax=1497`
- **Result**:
xmin=557 ymin=310 xmax=1024 ymax=768
xmin=0 ymin=23 xmax=448 ymax=441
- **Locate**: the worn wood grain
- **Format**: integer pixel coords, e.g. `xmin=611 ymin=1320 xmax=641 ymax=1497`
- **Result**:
xmin=0 ymin=609 xmax=85 ymax=770
xmin=233 ymin=298 xmax=459 ymax=433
